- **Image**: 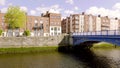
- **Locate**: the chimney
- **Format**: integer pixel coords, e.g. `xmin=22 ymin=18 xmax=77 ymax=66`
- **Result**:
xmin=106 ymin=16 xmax=108 ymax=18
xmin=46 ymin=11 xmax=49 ymax=14
xmin=41 ymin=13 xmax=44 ymax=17
xmin=82 ymin=12 xmax=85 ymax=15
xmin=98 ymin=15 xmax=101 ymax=17
xmin=115 ymin=17 xmax=118 ymax=20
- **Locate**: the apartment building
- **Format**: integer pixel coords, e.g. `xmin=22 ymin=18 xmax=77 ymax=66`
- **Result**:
xmin=101 ymin=16 xmax=110 ymax=31
xmin=62 ymin=17 xmax=71 ymax=34
xmin=62 ymin=13 xmax=97 ymax=33
xmin=62 ymin=12 xmax=120 ymax=34
xmin=43 ymin=11 xmax=61 ymax=36
xmin=26 ymin=15 xmax=49 ymax=36
xmin=110 ymin=18 xmax=119 ymax=30
xmin=0 ymin=13 xmax=6 ymax=31
xmin=96 ymin=15 xmax=101 ymax=31
xmin=88 ymin=14 xmax=96 ymax=32
xmin=61 ymin=18 xmax=66 ymax=33
xmin=0 ymin=11 xmax=61 ymax=37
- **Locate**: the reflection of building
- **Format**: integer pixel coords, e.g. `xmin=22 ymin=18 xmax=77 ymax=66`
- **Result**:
xmin=0 ymin=11 xmax=61 ymax=37
xmin=62 ymin=12 xmax=120 ymax=34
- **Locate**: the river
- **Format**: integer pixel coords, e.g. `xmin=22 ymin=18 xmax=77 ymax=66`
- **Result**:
xmin=0 ymin=49 xmax=120 ymax=68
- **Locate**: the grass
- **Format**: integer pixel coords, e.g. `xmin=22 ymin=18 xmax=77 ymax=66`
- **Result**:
xmin=91 ymin=42 xmax=116 ymax=49
xmin=0 ymin=46 xmax=58 ymax=54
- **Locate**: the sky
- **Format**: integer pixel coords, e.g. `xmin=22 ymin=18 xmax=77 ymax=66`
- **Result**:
xmin=1 ymin=0 xmax=120 ymax=18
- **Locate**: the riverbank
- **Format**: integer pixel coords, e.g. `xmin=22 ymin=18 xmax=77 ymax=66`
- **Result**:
xmin=91 ymin=42 xmax=120 ymax=49
xmin=0 ymin=46 xmax=58 ymax=54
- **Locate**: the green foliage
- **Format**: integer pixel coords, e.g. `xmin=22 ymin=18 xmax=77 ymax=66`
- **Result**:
xmin=0 ymin=29 xmax=3 ymax=36
xmin=92 ymin=42 xmax=114 ymax=48
xmin=23 ymin=30 xmax=30 ymax=36
xmin=4 ymin=6 xmax=26 ymax=29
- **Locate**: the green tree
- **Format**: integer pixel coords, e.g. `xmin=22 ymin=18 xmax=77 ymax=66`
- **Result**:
xmin=23 ymin=30 xmax=30 ymax=36
xmin=0 ymin=29 xmax=3 ymax=36
xmin=4 ymin=6 xmax=26 ymax=29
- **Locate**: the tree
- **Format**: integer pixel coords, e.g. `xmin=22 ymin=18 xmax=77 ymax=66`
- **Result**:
xmin=4 ymin=6 xmax=26 ymax=36
xmin=0 ymin=29 xmax=3 ymax=36
xmin=23 ymin=30 xmax=30 ymax=36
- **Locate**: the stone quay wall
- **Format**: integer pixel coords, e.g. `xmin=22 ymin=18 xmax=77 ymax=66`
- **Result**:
xmin=0 ymin=34 xmax=70 ymax=48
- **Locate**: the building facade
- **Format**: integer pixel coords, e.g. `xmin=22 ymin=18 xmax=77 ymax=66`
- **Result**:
xmin=62 ymin=12 xmax=120 ymax=34
xmin=0 ymin=11 xmax=61 ymax=37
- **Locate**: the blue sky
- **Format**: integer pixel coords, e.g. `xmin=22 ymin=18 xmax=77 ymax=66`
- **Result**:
xmin=0 ymin=0 xmax=120 ymax=18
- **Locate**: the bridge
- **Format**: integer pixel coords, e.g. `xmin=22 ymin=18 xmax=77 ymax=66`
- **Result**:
xmin=71 ymin=30 xmax=120 ymax=47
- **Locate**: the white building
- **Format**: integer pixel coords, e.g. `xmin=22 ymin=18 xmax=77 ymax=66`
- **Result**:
xmin=110 ymin=18 xmax=119 ymax=30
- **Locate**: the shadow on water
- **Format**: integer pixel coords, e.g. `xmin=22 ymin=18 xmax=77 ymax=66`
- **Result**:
xmin=58 ymin=35 xmax=111 ymax=68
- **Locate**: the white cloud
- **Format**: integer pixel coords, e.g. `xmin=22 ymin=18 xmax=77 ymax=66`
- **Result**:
xmin=30 ymin=10 xmax=36 ymax=15
xmin=8 ymin=3 xmax=13 ymax=6
xmin=1 ymin=6 xmax=28 ymax=13
xmin=20 ymin=6 xmax=28 ymax=12
xmin=66 ymin=0 xmax=74 ymax=4
xmin=36 ymin=4 xmax=62 ymax=14
xmin=74 ymin=6 xmax=78 ymax=10
xmin=1 ymin=7 xmax=7 ymax=13
xmin=0 ymin=0 xmax=5 ymax=6
xmin=86 ymin=3 xmax=120 ymax=18
xmin=64 ymin=10 xmax=74 ymax=14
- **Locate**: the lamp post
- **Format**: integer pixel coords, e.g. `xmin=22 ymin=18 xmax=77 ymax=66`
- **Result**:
xmin=40 ymin=21 xmax=43 ymax=36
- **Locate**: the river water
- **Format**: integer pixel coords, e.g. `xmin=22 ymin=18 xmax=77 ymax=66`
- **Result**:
xmin=0 ymin=49 xmax=120 ymax=68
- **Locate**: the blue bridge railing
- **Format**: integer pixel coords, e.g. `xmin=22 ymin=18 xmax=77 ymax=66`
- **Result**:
xmin=72 ymin=30 xmax=120 ymax=36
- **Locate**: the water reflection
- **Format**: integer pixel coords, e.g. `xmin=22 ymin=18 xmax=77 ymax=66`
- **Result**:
xmin=0 ymin=52 xmax=85 ymax=68
xmin=93 ymin=49 xmax=120 ymax=68
xmin=0 ymin=49 xmax=119 ymax=68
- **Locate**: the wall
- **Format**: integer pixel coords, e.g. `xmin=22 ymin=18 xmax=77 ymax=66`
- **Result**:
xmin=0 ymin=34 xmax=70 ymax=48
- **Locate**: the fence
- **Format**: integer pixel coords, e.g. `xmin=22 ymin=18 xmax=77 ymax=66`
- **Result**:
xmin=72 ymin=30 xmax=120 ymax=36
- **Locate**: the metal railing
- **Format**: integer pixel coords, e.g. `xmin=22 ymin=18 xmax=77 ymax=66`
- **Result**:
xmin=72 ymin=30 xmax=120 ymax=36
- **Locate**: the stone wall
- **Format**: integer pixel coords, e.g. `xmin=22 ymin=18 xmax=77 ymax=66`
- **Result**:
xmin=0 ymin=34 xmax=70 ymax=48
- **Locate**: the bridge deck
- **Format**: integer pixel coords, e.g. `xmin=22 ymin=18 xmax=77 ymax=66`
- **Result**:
xmin=71 ymin=30 xmax=120 ymax=46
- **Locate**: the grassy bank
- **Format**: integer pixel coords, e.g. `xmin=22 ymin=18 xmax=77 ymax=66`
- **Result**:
xmin=91 ymin=42 xmax=120 ymax=49
xmin=0 ymin=46 xmax=58 ymax=54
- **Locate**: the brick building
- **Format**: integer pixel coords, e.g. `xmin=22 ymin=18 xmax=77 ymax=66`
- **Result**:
xmin=0 ymin=11 xmax=61 ymax=37
xmin=43 ymin=11 xmax=61 ymax=36
xmin=62 ymin=12 xmax=120 ymax=34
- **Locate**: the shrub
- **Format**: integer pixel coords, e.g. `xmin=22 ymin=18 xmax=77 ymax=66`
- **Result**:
xmin=0 ymin=29 xmax=3 ymax=36
xmin=23 ymin=30 xmax=30 ymax=36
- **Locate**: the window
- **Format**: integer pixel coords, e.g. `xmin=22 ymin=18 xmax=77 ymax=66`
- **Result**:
xmin=51 ymin=33 xmax=53 ymax=36
xmin=46 ymin=34 xmax=48 ymax=36
xmin=58 ymin=33 xmax=61 ymax=35
xmin=75 ymin=16 xmax=78 ymax=19
xmin=54 ymin=27 xmax=57 ymax=31
xmin=54 ymin=32 xmax=57 ymax=35
xmin=58 ymin=28 xmax=60 ymax=31
xmin=35 ymin=23 xmax=38 ymax=27
xmin=75 ymin=21 xmax=79 ymax=24
xmin=35 ymin=19 xmax=38 ymax=23
xmin=40 ymin=21 xmax=43 ymax=24
xmin=40 ymin=24 xmax=43 ymax=29
xmin=51 ymin=28 xmax=53 ymax=30
xmin=29 ymin=18 xmax=32 ymax=22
